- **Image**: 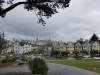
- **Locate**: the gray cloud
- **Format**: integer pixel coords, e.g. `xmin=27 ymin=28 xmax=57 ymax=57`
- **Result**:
xmin=1 ymin=0 xmax=100 ymax=41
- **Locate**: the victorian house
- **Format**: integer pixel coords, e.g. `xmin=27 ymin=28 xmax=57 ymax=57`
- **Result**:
xmin=74 ymin=41 xmax=83 ymax=51
xmin=83 ymin=40 xmax=91 ymax=54
xmin=91 ymin=41 xmax=100 ymax=52
xmin=44 ymin=41 xmax=53 ymax=56
xmin=13 ymin=42 xmax=32 ymax=54
xmin=53 ymin=41 xmax=67 ymax=51
xmin=66 ymin=42 xmax=74 ymax=54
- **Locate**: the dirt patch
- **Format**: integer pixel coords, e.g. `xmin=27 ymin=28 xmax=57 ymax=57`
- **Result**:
xmin=0 ymin=62 xmax=28 ymax=68
xmin=13 ymin=63 xmax=28 ymax=67
xmin=0 ymin=62 xmax=15 ymax=68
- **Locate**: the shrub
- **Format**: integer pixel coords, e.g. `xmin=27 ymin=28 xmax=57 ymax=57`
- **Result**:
xmin=62 ymin=51 xmax=70 ymax=57
xmin=52 ymin=50 xmax=60 ymax=57
xmin=28 ymin=58 xmax=48 ymax=75
xmin=2 ymin=59 xmax=7 ymax=63
xmin=90 ymin=50 xmax=98 ymax=57
xmin=12 ymin=58 xmax=16 ymax=62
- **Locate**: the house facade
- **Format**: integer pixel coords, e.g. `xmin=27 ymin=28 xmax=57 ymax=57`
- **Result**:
xmin=13 ymin=42 xmax=32 ymax=54
xmin=74 ymin=41 xmax=83 ymax=51
xmin=44 ymin=41 xmax=53 ymax=56
xmin=83 ymin=40 xmax=91 ymax=54
xmin=91 ymin=41 xmax=100 ymax=52
xmin=66 ymin=42 xmax=74 ymax=54
xmin=53 ymin=41 xmax=66 ymax=51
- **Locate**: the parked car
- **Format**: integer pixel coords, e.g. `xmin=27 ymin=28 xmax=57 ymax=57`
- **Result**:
xmin=16 ymin=60 xmax=25 ymax=65
xmin=93 ymin=57 xmax=100 ymax=59
xmin=83 ymin=55 xmax=90 ymax=58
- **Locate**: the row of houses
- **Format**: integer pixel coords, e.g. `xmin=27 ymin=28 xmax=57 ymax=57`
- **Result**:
xmin=43 ymin=40 xmax=100 ymax=56
xmin=1 ymin=35 xmax=100 ymax=56
xmin=67 ymin=40 xmax=100 ymax=54
xmin=1 ymin=39 xmax=51 ymax=55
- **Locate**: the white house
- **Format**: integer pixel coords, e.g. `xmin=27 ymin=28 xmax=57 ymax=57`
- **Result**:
xmin=13 ymin=42 xmax=32 ymax=54
xmin=91 ymin=41 xmax=100 ymax=52
xmin=67 ymin=42 xmax=74 ymax=54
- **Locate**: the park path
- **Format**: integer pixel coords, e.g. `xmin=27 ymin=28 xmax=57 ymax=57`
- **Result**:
xmin=0 ymin=63 xmax=100 ymax=75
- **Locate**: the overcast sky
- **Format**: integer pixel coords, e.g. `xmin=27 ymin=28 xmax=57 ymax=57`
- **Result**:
xmin=0 ymin=0 xmax=100 ymax=42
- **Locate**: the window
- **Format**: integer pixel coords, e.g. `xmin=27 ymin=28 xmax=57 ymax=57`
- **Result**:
xmin=18 ymin=50 xmax=19 ymax=53
xmin=23 ymin=51 xmax=25 ymax=53
xmin=49 ymin=51 xmax=51 ymax=54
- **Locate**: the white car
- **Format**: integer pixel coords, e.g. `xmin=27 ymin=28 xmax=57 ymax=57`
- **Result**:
xmin=83 ymin=55 xmax=90 ymax=58
xmin=93 ymin=57 xmax=100 ymax=59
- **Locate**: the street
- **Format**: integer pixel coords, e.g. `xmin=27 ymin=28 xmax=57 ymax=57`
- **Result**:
xmin=0 ymin=63 xmax=100 ymax=75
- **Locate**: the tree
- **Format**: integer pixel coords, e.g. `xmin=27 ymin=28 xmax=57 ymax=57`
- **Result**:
xmin=72 ymin=50 xmax=79 ymax=57
xmin=29 ymin=49 xmax=37 ymax=54
xmin=28 ymin=58 xmax=48 ymax=75
xmin=90 ymin=50 xmax=98 ymax=57
xmin=37 ymin=48 xmax=44 ymax=54
xmin=62 ymin=51 xmax=70 ymax=57
xmin=0 ymin=0 xmax=71 ymax=25
xmin=89 ymin=33 xmax=99 ymax=42
xmin=80 ymin=50 xmax=88 ymax=55
xmin=52 ymin=50 xmax=60 ymax=57
xmin=98 ymin=52 xmax=100 ymax=57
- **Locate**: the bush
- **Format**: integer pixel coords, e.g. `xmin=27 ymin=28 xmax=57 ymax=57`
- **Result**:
xmin=12 ymin=58 xmax=16 ymax=62
xmin=75 ymin=57 xmax=82 ymax=60
xmin=2 ymin=59 xmax=7 ymax=63
xmin=28 ymin=58 xmax=48 ymax=75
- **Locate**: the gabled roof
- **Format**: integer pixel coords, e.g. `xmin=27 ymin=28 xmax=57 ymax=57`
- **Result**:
xmin=18 ymin=42 xmax=32 ymax=46
xmin=74 ymin=41 xmax=83 ymax=45
xmin=19 ymin=42 xmax=25 ymax=46
xmin=67 ymin=42 xmax=74 ymax=46
xmin=83 ymin=40 xmax=90 ymax=44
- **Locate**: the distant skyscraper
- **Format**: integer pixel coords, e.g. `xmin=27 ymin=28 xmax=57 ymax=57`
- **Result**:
xmin=36 ymin=38 xmax=38 ymax=42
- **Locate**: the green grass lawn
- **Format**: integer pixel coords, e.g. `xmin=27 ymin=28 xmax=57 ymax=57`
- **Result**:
xmin=0 ymin=72 xmax=56 ymax=75
xmin=49 ymin=59 xmax=100 ymax=73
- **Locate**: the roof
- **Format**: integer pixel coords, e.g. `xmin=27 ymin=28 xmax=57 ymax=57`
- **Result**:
xmin=19 ymin=42 xmax=31 ymax=46
xmin=74 ymin=41 xmax=83 ymax=45
xmin=44 ymin=41 xmax=53 ymax=47
xmin=19 ymin=42 xmax=25 ymax=46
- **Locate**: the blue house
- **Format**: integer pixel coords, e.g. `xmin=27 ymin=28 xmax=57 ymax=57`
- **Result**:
xmin=44 ymin=41 xmax=53 ymax=56
xmin=83 ymin=40 xmax=91 ymax=54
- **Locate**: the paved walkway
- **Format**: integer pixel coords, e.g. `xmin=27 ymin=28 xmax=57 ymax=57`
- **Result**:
xmin=48 ymin=63 xmax=100 ymax=75
xmin=0 ymin=63 xmax=100 ymax=75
